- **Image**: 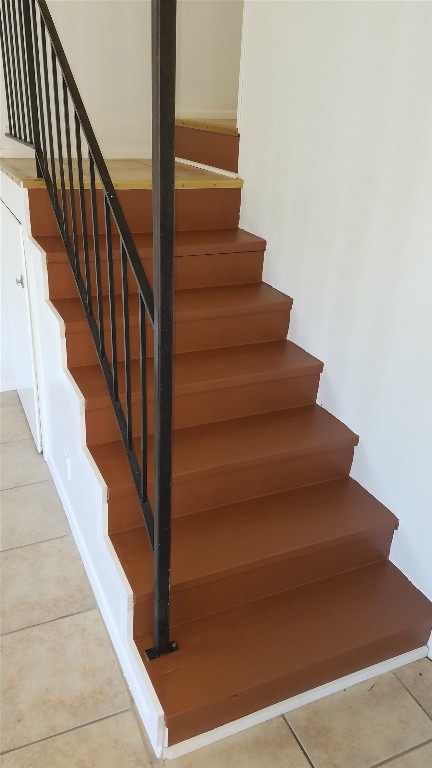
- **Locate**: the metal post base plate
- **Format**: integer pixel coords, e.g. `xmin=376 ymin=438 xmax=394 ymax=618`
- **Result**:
xmin=145 ymin=640 xmax=179 ymax=661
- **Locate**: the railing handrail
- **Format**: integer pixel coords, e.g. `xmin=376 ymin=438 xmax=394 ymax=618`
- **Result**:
xmin=35 ymin=0 xmax=155 ymax=323
xmin=0 ymin=0 xmax=178 ymax=659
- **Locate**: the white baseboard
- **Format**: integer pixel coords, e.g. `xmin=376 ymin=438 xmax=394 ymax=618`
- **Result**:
xmin=164 ymin=645 xmax=429 ymax=760
xmin=175 ymin=156 xmax=239 ymax=179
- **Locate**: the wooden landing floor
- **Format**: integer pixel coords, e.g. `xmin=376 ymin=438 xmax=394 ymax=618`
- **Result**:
xmin=0 ymin=157 xmax=242 ymax=191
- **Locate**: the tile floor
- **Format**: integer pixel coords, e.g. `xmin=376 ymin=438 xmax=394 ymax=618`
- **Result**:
xmin=1 ymin=391 xmax=431 ymax=767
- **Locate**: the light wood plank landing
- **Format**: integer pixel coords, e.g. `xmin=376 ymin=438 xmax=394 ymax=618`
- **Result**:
xmin=0 ymin=157 xmax=243 ymax=190
xmin=175 ymin=117 xmax=238 ymax=136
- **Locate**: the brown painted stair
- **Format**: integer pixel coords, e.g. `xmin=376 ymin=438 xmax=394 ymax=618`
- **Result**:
xmin=27 ymin=178 xmax=432 ymax=747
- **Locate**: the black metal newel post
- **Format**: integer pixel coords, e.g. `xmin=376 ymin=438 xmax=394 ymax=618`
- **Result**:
xmin=146 ymin=0 xmax=178 ymax=660
xmin=21 ymin=0 xmax=43 ymax=178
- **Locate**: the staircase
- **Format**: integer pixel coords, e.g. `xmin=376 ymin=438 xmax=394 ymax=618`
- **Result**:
xmin=23 ymin=150 xmax=432 ymax=746
xmin=2 ymin=0 xmax=431 ymax=752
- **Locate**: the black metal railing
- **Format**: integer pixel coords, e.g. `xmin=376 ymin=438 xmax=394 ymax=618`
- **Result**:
xmin=0 ymin=0 xmax=177 ymax=659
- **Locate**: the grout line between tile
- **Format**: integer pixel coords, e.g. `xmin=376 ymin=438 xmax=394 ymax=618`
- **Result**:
xmin=0 ymin=533 xmax=70 ymax=555
xmin=282 ymin=715 xmax=315 ymax=768
xmin=391 ymin=669 xmax=432 ymax=722
xmin=0 ymin=532 xmax=70 ymax=554
xmin=370 ymin=736 xmax=432 ymax=767
xmin=0 ymin=605 xmax=97 ymax=638
xmin=1 ymin=477 xmax=50 ymax=492
xmin=0 ymin=435 xmax=39 ymax=448
xmin=0 ymin=477 xmax=54 ymax=492
xmin=0 ymin=707 xmax=133 ymax=756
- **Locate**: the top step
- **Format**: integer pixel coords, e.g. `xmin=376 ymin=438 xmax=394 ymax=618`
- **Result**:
xmin=175 ymin=118 xmax=240 ymax=173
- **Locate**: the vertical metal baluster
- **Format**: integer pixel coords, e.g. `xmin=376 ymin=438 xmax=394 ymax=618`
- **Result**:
xmin=4 ymin=0 xmax=22 ymax=138
xmin=62 ymin=79 xmax=79 ymax=275
xmin=20 ymin=0 xmax=43 ymax=180
xmin=40 ymin=22 xmax=57 ymax=196
xmin=51 ymin=47 xmax=68 ymax=240
xmin=104 ymin=196 xmax=118 ymax=401
xmin=139 ymin=296 xmax=148 ymax=503
xmin=10 ymin=0 xmax=28 ymax=140
xmin=0 ymin=3 xmax=16 ymax=136
xmin=120 ymin=243 xmax=133 ymax=450
xmin=29 ymin=1 xmax=47 ymax=176
xmin=147 ymin=0 xmax=177 ymax=659
xmin=89 ymin=154 xmax=105 ymax=356
xmin=16 ymin=0 xmax=33 ymax=143
xmin=74 ymin=112 xmax=92 ymax=312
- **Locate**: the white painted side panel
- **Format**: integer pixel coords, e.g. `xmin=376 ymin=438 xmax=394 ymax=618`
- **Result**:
xmin=26 ymin=235 xmax=166 ymax=756
xmin=0 ymin=201 xmax=41 ymax=449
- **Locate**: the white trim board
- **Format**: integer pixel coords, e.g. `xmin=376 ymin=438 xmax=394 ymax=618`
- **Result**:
xmin=164 ymin=645 xmax=429 ymax=760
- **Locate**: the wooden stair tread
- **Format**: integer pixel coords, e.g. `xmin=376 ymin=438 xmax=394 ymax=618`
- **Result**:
xmin=175 ymin=118 xmax=239 ymax=136
xmin=39 ymin=228 xmax=265 ymax=263
xmin=111 ymin=477 xmax=398 ymax=597
xmin=136 ymin=560 xmax=432 ymax=743
xmin=53 ymin=283 xmax=292 ymax=331
xmin=91 ymin=405 xmax=358 ymax=495
xmin=3 ymin=156 xmax=242 ymax=190
xmin=71 ymin=340 xmax=323 ymax=408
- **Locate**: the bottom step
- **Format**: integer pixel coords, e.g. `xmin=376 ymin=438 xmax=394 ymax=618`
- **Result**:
xmin=136 ymin=560 xmax=432 ymax=745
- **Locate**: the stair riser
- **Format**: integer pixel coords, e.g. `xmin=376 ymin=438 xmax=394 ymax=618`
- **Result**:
xmin=28 ymin=187 xmax=241 ymax=237
xmin=47 ymin=249 xmax=264 ymax=300
xmin=107 ymin=445 xmax=356 ymax=530
xmin=63 ymin=309 xmax=291 ymax=368
xmin=175 ymin=125 xmax=240 ymax=173
xmin=134 ymin=529 xmax=395 ymax=635
xmin=84 ymin=373 xmax=321 ymax=445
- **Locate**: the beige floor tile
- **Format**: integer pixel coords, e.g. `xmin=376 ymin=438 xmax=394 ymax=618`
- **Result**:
xmin=394 ymin=659 xmax=432 ymax=718
xmin=0 ymin=391 xmax=19 ymax=407
xmin=1 ymin=609 xmax=131 ymax=752
xmin=0 ymin=404 xmax=32 ymax=443
xmin=1 ymin=535 xmax=96 ymax=634
xmin=0 ymin=480 xmax=69 ymax=551
xmin=166 ymin=718 xmax=310 ymax=768
xmin=385 ymin=741 xmax=432 ymax=767
xmin=0 ymin=711 xmax=151 ymax=767
xmin=0 ymin=438 xmax=50 ymax=490
xmin=286 ymin=672 xmax=432 ymax=768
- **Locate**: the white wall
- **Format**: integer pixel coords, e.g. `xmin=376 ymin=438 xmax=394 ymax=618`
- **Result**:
xmin=0 ymin=0 xmax=243 ymax=159
xmin=176 ymin=0 xmax=244 ymax=119
xmin=238 ymin=1 xmax=432 ymax=600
